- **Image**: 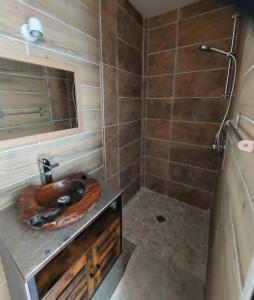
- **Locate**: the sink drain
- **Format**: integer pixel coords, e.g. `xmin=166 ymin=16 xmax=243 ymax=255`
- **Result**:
xmin=57 ymin=195 xmax=71 ymax=205
xmin=156 ymin=215 xmax=166 ymax=223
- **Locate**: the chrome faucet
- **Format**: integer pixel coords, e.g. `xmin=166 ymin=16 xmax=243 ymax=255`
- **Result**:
xmin=39 ymin=157 xmax=59 ymax=184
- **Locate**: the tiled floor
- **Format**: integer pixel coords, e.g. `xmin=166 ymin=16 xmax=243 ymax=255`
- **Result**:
xmin=111 ymin=188 xmax=210 ymax=300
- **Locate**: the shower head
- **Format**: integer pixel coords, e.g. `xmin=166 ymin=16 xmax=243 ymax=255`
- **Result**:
xmin=199 ymin=45 xmax=235 ymax=59
xmin=199 ymin=45 xmax=210 ymax=52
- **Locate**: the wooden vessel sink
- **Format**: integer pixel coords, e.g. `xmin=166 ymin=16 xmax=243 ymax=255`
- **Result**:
xmin=16 ymin=173 xmax=101 ymax=230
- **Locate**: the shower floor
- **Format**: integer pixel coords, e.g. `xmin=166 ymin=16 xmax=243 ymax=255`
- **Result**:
xmin=111 ymin=188 xmax=210 ymax=300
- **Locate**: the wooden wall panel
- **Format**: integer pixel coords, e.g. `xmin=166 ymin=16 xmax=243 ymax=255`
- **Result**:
xmin=206 ymin=20 xmax=254 ymax=300
xmin=23 ymin=0 xmax=99 ymax=38
xmin=0 ymin=0 xmax=99 ymax=63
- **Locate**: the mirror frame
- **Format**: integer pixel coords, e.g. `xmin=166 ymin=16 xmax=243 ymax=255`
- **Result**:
xmin=0 ymin=49 xmax=83 ymax=150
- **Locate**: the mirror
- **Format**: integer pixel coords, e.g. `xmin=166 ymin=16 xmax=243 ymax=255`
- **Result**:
xmin=0 ymin=57 xmax=78 ymax=142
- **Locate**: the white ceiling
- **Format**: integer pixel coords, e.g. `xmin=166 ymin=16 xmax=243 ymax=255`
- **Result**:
xmin=129 ymin=0 xmax=200 ymax=18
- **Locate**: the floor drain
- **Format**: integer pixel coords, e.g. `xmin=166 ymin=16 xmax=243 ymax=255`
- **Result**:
xmin=156 ymin=215 xmax=166 ymax=223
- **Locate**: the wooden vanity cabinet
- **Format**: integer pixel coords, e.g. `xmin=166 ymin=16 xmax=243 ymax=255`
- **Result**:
xmin=35 ymin=208 xmax=121 ymax=300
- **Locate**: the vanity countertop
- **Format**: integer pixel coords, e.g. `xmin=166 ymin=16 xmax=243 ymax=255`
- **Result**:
xmin=0 ymin=181 xmax=122 ymax=281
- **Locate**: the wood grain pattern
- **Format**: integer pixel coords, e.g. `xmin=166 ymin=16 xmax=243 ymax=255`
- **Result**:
xmin=23 ymin=0 xmax=98 ymax=39
xmin=81 ymin=86 xmax=101 ymax=110
xmin=36 ymin=208 xmax=121 ymax=299
xmin=77 ymin=0 xmax=99 ymax=14
xmin=0 ymin=93 xmax=48 ymax=110
xmin=0 ymin=0 xmax=101 ymax=292
xmin=16 ymin=175 xmax=101 ymax=230
xmin=206 ymin=21 xmax=254 ymax=299
xmin=0 ymin=0 xmax=99 ymax=64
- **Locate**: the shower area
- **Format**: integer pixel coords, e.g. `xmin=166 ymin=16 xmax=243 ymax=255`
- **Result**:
xmin=142 ymin=3 xmax=241 ymax=210
xmin=101 ymin=0 xmax=253 ymax=299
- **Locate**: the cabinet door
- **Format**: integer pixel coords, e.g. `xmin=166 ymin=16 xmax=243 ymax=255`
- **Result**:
xmin=92 ymin=217 xmax=121 ymax=288
xmin=39 ymin=253 xmax=90 ymax=300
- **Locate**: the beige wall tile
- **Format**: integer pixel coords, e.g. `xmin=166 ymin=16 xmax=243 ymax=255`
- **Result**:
xmin=0 ymin=282 xmax=11 ymax=300
xmin=23 ymin=0 xmax=99 ymax=38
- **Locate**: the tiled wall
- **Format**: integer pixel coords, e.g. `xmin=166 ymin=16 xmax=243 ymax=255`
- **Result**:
xmin=206 ymin=20 xmax=254 ymax=300
xmin=101 ymin=0 xmax=143 ymax=203
xmin=143 ymin=0 xmax=234 ymax=209
xmin=0 ymin=0 xmax=102 ymax=298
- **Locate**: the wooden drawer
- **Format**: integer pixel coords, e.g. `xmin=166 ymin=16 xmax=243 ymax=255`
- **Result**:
xmin=35 ymin=208 xmax=121 ymax=300
xmin=92 ymin=218 xmax=121 ymax=288
xmin=44 ymin=255 xmax=89 ymax=300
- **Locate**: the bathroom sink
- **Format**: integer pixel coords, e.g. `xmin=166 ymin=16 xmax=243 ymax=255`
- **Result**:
xmin=16 ymin=173 xmax=101 ymax=230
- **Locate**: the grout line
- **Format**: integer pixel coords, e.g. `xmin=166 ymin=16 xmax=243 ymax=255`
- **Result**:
xmin=0 ymin=31 xmax=99 ymax=66
xmin=119 ymin=157 xmax=140 ymax=173
xmin=169 ymin=160 xmax=217 ymax=173
xmin=75 ymin=0 xmax=98 ymax=16
xmin=119 ymin=137 xmax=141 ymax=151
xmin=102 ymin=62 xmax=142 ymax=77
xmin=118 ymin=119 xmax=141 ymax=126
xmin=145 ymin=137 xmax=214 ymax=149
xmin=147 ymin=36 xmax=232 ymax=55
xmin=115 ymin=2 xmax=143 ymax=29
xmin=80 ymin=83 xmax=100 ymax=89
xmin=146 ymin=67 xmax=228 ymax=77
xmin=141 ymin=16 xmax=146 ymax=187
xmin=146 ymin=117 xmax=221 ymax=125
xmin=168 ymin=8 xmax=179 ymax=178
xmin=116 ymin=1 xmax=120 ymax=187
xmin=117 ymin=36 xmax=142 ymax=53
xmin=144 ymin=154 xmax=217 ymax=173
xmin=144 ymin=172 xmax=213 ymax=194
xmin=122 ymin=173 xmax=141 ymax=193
xmin=179 ymin=5 xmax=234 ymax=22
xmin=148 ymin=20 xmax=178 ymax=31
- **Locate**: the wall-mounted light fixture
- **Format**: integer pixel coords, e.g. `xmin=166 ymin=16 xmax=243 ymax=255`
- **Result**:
xmin=21 ymin=17 xmax=43 ymax=43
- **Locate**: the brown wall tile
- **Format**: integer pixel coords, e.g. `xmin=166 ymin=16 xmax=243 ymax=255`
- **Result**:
xmin=105 ymin=125 xmax=119 ymax=179
xmin=179 ymin=0 xmax=225 ymax=20
xmin=148 ymin=10 xmax=177 ymax=28
xmin=118 ymin=39 xmax=142 ymax=74
xmin=167 ymin=180 xmax=212 ymax=209
xmin=103 ymin=65 xmax=117 ymax=125
xmin=48 ymin=78 xmax=70 ymax=120
xmin=117 ymin=0 xmax=143 ymax=25
xmin=145 ymin=156 xmax=168 ymax=177
xmin=118 ymin=8 xmax=143 ymax=50
xmin=178 ymin=7 xmax=233 ymax=47
xmin=175 ymin=69 xmax=227 ymax=98
xmin=146 ymin=119 xmax=171 ymax=140
xmin=147 ymin=99 xmax=172 ymax=119
xmin=173 ymin=98 xmax=226 ymax=123
xmin=101 ymin=0 xmax=117 ymax=66
xmin=147 ymin=75 xmax=173 ymax=98
xmin=148 ymin=50 xmax=175 ymax=75
xmin=145 ymin=138 xmax=169 ymax=160
xmin=145 ymin=173 xmax=167 ymax=195
xmin=149 ymin=23 xmax=177 ymax=52
xmin=123 ymin=175 xmax=141 ymax=205
xmin=120 ymin=159 xmax=141 ymax=188
xmin=172 ymin=121 xmax=219 ymax=146
xmin=119 ymin=120 xmax=141 ymax=147
xmin=176 ymin=39 xmax=230 ymax=72
xmin=118 ymin=70 xmax=142 ymax=97
xmin=170 ymin=142 xmax=218 ymax=171
xmin=119 ymin=98 xmax=142 ymax=122
xmin=119 ymin=139 xmax=141 ymax=169
xmin=169 ymin=162 xmax=216 ymax=192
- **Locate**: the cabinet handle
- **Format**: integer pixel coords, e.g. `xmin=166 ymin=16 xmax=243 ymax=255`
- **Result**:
xmin=89 ymin=272 xmax=95 ymax=278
